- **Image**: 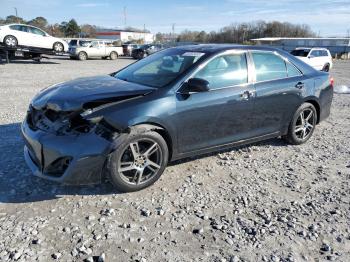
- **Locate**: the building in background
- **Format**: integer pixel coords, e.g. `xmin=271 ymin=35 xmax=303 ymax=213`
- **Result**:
xmin=96 ymin=29 xmax=154 ymax=44
xmin=252 ymin=37 xmax=350 ymax=58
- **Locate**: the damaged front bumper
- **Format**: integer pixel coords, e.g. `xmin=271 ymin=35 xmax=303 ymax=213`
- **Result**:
xmin=21 ymin=116 xmax=114 ymax=185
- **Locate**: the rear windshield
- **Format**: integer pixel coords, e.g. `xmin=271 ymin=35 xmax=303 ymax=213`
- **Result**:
xmin=291 ymin=49 xmax=310 ymax=57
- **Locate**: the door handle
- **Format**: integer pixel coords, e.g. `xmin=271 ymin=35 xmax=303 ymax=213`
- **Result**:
xmin=295 ymin=82 xmax=304 ymax=89
xmin=240 ymin=90 xmax=255 ymax=100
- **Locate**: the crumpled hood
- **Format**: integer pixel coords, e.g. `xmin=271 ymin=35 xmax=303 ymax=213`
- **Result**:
xmin=32 ymin=75 xmax=156 ymax=111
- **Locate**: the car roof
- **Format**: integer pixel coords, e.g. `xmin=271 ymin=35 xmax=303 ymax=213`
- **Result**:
xmin=174 ymin=44 xmax=283 ymax=54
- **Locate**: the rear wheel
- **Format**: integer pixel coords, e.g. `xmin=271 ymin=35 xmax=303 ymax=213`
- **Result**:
xmin=53 ymin=42 xmax=64 ymax=52
xmin=322 ymin=63 xmax=330 ymax=72
xmin=78 ymin=51 xmax=87 ymax=61
xmin=284 ymin=103 xmax=317 ymax=145
xmin=108 ymin=130 xmax=168 ymax=192
xmin=109 ymin=51 xmax=118 ymax=60
xmin=4 ymin=35 xmax=17 ymax=48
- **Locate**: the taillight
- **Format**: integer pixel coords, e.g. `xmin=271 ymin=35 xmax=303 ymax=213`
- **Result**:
xmin=330 ymin=77 xmax=334 ymax=87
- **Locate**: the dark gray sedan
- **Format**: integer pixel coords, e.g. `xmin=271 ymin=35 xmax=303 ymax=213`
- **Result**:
xmin=21 ymin=45 xmax=333 ymax=192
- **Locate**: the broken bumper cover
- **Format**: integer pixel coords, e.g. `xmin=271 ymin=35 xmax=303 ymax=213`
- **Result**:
xmin=21 ymin=120 xmax=113 ymax=185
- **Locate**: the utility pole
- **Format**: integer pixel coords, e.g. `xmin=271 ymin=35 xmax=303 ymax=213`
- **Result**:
xmin=14 ymin=7 xmax=18 ymax=23
xmin=172 ymin=23 xmax=175 ymax=44
xmin=143 ymin=24 xmax=146 ymax=43
xmin=123 ymin=6 xmax=127 ymax=29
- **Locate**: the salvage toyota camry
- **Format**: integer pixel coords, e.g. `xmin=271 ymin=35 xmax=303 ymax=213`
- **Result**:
xmin=21 ymin=45 xmax=333 ymax=192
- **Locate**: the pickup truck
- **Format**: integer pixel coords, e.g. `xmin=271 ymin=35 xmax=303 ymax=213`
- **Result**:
xmin=69 ymin=40 xmax=123 ymax=60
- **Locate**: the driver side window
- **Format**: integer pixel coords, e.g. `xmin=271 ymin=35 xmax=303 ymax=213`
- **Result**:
xmin=193 ymin=53 xmax=248 ymax=90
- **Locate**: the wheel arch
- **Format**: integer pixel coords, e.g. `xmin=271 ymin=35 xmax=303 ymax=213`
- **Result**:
xmin=110 ymin=51 xmax=118 ymax=57
xmin=129 ymin=123 xmax=174 ymax=161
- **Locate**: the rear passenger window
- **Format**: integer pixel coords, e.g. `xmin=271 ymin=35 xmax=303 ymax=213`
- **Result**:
xmin=193 ymin=53 xmax=248 ymax=89
xmin=252 ymin=52 xmax=287 ymax=82
xmin=286 ymin=62 xmax=301 ymax=77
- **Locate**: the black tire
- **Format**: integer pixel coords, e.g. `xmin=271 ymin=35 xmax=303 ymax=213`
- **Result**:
xmin=53 ymin=42 xmax=64 ymax=52
xmin=284 ymin=102 xmax=317 ymax=145
xmin=4 ymin=35 xmax=18 ymax=48
xmin=109 ymin=51 xmax=118 ymax=60
xmin=322 ymin=64 xmax=330 ymax=72
xmin=108 ymin=130 xmax=168 ymax=192
xmin=78 ymin=51 xmax=87 ymax=61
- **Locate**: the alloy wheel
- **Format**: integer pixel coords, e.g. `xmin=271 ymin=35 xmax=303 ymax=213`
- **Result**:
xmin=5 ymin=36 xmax=16 ymax=47
xmin=54 ymin=43 xmax=63 ymax=52
xmin=118 ymin=139 xmax=162 ymax=185
xmin=294 ymin=108 xmax=315 ymax=140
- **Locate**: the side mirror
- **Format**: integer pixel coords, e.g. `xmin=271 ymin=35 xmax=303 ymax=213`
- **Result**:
xmin=308 ymin=55 xmax=314 ymax=59
xmin=181 ymin=78 xmax=210 ymax=94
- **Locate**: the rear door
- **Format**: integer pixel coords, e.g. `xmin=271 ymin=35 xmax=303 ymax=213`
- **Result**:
xmin=10 ymin=25 xmax=33 ymax=46
xmin=176 ymin=51 xmax=256 ymax=153
xmin=250 ymin=51 xmax=306 ymax=135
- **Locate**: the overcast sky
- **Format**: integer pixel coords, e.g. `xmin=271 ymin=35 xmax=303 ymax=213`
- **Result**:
xmin=1 ymin=0 xmax=350 ymax=36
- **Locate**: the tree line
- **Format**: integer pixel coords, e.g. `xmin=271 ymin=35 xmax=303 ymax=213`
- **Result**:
xmin=0 ymin=16 xmax=316 ymax=43
xmin=156 ymin=21 xmax=316 ymax=44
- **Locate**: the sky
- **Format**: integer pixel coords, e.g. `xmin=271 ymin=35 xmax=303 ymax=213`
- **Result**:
xmin=1 ymin=0 xmax=350 ymax=36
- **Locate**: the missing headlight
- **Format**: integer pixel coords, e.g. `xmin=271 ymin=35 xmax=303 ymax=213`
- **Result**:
xmin=95 ymin=119 xmax=119 ymax=141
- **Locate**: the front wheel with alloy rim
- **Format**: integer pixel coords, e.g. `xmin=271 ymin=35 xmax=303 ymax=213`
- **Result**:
xmin=284 ymin=102 xmax=317 ymax=145
xmin=4 ymin=35 xmax=18 ymax=47
xmin=108 ymin=131 xmax=168 ymax=192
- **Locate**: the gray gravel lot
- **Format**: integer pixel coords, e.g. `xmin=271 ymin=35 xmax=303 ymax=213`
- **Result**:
xmin=0 ymin=57 xmax=349 ymax=262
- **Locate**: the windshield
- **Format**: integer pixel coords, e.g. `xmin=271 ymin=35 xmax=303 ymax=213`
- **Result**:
xmin=115 ymin=48 xmax=207 ymax=88
xmin=291 ymin=49 xmax=310 ymax=57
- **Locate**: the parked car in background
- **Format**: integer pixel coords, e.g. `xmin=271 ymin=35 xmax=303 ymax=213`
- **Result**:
xmin=22 ymin=45 xmax=333 ymax=192
xmin=68 ymin=39 xmax=92 ymax=48
xmin=291 ymin=47 xmax=333 ymax=72
xmin=131 ymin=44 xmax=164 ymax=59
xmin=122 ymin=43 xmax=140 ymax=56
xmin=69 ymin=40 xmax=123 ymax=60
xmin=0 ymin=24 xmax=68 ymax=52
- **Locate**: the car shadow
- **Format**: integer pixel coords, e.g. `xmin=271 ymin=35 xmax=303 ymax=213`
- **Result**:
xmin=0 ymin=122 xmax=287 ymax=204
xmin=0 ymin=122 xmax=117 ymax=204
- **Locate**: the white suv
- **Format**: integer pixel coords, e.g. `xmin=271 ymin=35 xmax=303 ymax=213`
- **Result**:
xmin=291 ymin=48 xmax=333 ymax=72
xmin=0 ymin=24 xmax=68 ymax=52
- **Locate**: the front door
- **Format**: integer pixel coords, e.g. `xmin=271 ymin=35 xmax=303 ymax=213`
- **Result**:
xmin=175 ymin=51 xmax=256 ymax=153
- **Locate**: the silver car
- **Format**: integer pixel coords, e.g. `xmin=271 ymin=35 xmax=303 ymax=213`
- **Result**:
xmin=69 ymin=40 xmax=123 ymax=61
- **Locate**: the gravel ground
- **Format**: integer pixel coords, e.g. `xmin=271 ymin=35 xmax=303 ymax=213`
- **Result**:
xmin=0 ymin=57 xmax=349 ymax=262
